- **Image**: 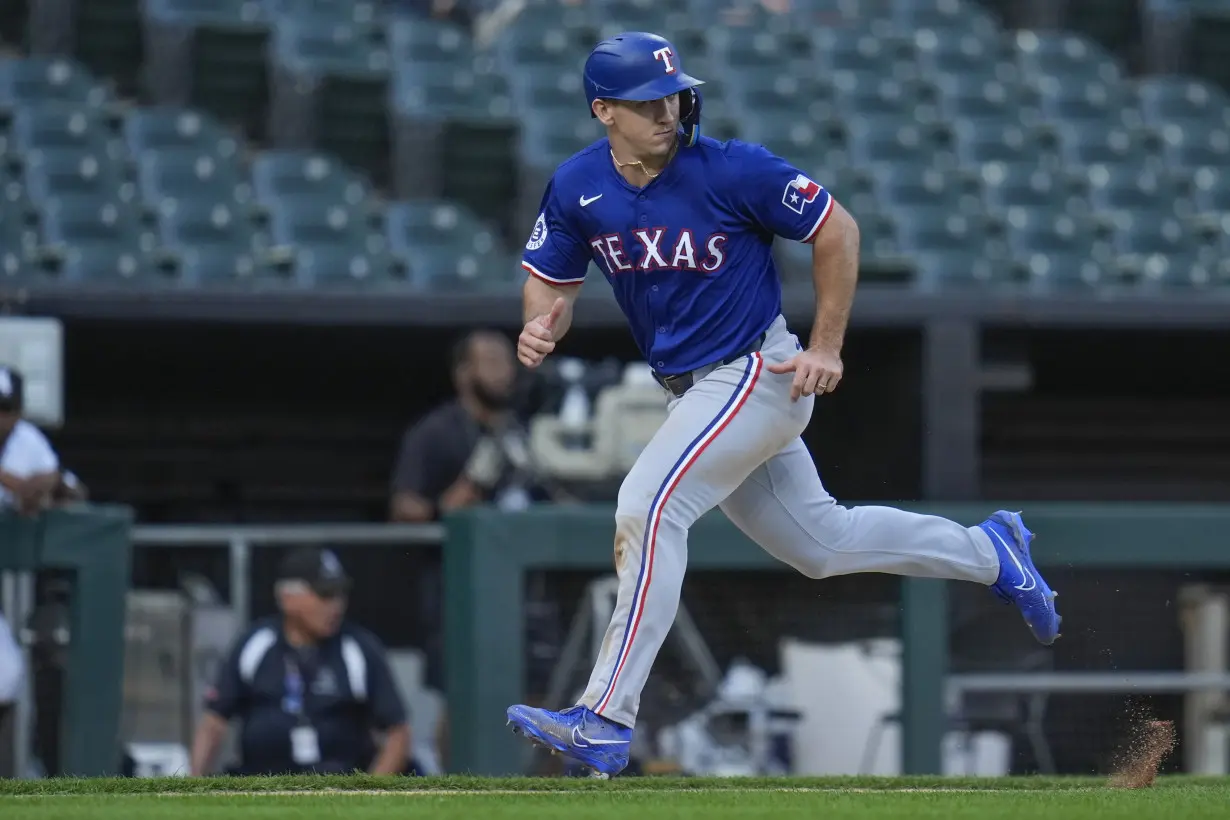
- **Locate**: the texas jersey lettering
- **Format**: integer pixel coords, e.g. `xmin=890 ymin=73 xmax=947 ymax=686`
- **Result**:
xmin=520 ymin=137 xmax=833 ymax=375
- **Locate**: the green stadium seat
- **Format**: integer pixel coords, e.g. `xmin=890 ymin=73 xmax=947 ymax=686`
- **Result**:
xmin=266 ymin=200 xmax=379 ymax=250
xmin=708 ymin=27 xmax=813 ymax=72
xmin=264 ymin=0 xmax=382 ymax=27
xmin=979 ymin=164 xmax=1085 ymax=218
xmin=1158 ymin=123 xmax=1230 ymax=171
xmin=833 ymin=73 xmax=924 ymax=118
xmin=893 ymin=204 xmax=998 ymax=257
xmin=387 ymin=16 xmax=475 ymax=67
xmin=727 ymin=73 xmax=836 ymax=122
xmin=593 ymin=0 xmax=681 ymax=36
xmin=871 ymin=164 xmax=982 ymax=214
xmin=400 ymin=244 xmax=516 ymax=292
xmin=1190 ymin=167 xmax=1230 ymax=216
xmin=1037 ymin=79 xmax=1135 ymax=125
xmin=267 ymin=19 xmax=391 ymax=180
xmin=0 ymin=57 xmax=110 ymax=120
xmin=933 ymin=75 xmax=1039 ymax=126
xmin=1002 ymin=210 xmax=1107 ymax=288
xmin=59 ymin=244 xmax=160 ymax=283
xmin=845 ymin=115 xmax=941 ymax=166
xmin=911 ymin=249 xmax=1002 ymax=289
xmin=815 ymin=27 xmax=915 ymax=77
xmin=518 ymin=113 xmax=601 ymax=167
xmin=293 ymin=245 xmax=402 ymax=286
xmin=21 ymin=148 xmax=136 ymax=208
xmin=952 ymin=120 xmax=1053 ymax=168
xmin=123 ymin=106 xmax=241 ymax=159
xmin=1085 ymin=165 xmax=1191 ymax=221
xmin=10 ymin=105 xmax=122 ymax=161
xmin=155 ymin=198 xmax=261 ymax=252
xmin=894 ymin=0 xmax=999 ymax=36
xmin=505 ymin=2 xmax=597 ymax=42
xmin=740 ymin=117 xmax=844 ymax=171
xmin=1134 ymin=76 xmax=1230 ymax=130
xmin=507 ymin=71 xmax=587 ymax=117
xmin=251 ymin=150 xmax=370 ymax=208
xmin=913 ymin=28 xmax=1003 ymax=80
xmin=384 ymin=200 xmax=502 ymax=262
xmin=136 ymin=148 xmax=251 ymax=207
xmin=1013 ymin=30 xmax=1123 ymax=86
xmin=494 ymin=24 xmax=590 ymax=73
xmin=142 ymin=0 xmax=272 ymax=141
xmin=1053 ymin=122 xmax=1154 ymax=169
xmin=0 ymin=202 xmax=36 ymax=278
xmin=176 ymin=245 xmax=268 ymax=283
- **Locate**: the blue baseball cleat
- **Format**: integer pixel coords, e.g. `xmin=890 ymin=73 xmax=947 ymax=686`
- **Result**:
xmin=980 ymin=510 xmax=1063 ymax=645
xmin=506 ymin=704 xmax=632 ymax=778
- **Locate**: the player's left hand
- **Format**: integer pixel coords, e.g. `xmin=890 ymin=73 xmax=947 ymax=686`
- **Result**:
xmin=766 ymin=345 xmax=843 ymax=401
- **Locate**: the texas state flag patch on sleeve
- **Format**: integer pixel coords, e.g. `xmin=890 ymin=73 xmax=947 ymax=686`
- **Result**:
xmin=782 ymin=173 xmax=823 ymax=215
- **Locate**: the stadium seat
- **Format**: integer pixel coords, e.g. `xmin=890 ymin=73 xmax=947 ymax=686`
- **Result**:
xmin=833 ymin=73 xmax=927 ymax=119
xmin=384 ymin=200 xmax=502 ymax=263
xmin=1134 ymin=76 xmax=1230 ymax=130
xmin=266 ymin=200 xmax=378 ymax=249
xmin=814 ymin=27 xmax=915 ymax=78
xmin=932 ymin=75 xmax=1040 ymax=126
xmin=952 ymin=120 xmax=1053 ymax=168
xmin=894 ymin=0 xmax=999 ymax=36
xmin=251 ymin=150 xmax=369 ymax=208
xmin=1190 ymin=167 xmax=1230 ymax=216
xmin=263 ymin=0 xmax=381 ymax=27
xmin=136 ymin=148 xmax=251 ymax=207
xmin=388 ymin=16 xmax=475 ymax=67
xmin=293 ymin=245 xmax=400 ymax=286
xmin=593 ymin=0 xmax=684 ymax=35
xmin=913 ymin=29 xmax=1003 ymax=81
xmin=399 ymin=244 xmax=516 ymax=292
xmin=871 ymin=164 xmax=982 ymax=214
xmin=142 ymin=0 xmax=272 ymax=140
xmin=21 ymin=148 xmax=136 ymax=208
xmin=1013 ymin=30 xmax=1123 ymax=87
xmin=1053 ymin=122 xmax=1155 ymax=169
xmin=0 ymin=57 xmax=110 ymax=119
xmin=10 ymin=105 xmax=122 ymax=159
xmin=845 ymin=115 xmax=941 ymax=167
xmin=1036 ymin=79 xmax=1136 ymax=126
xmin=123 ymin=106 xmax=241 ymax=159
xmin=1084 ymin=165 xmax=1191 ymax=221
xmin=267 ymin=19 xmax=391 ymax=179
xmin=979 ymin=164 xmax=1086 ymax=219
xmin=708 ymin=27 xmax=813 ymax=72
xmin=893 ymin=205 xmax=998 ymax=256
xmin=911 ymin=249 xmax=1002 ymax=289
xmin=507 ymin=71 xmax=587 ymax=117
xmin=0 ymin=202 xmax=36 ymax=278
xmin=1158 ymin=123 xmax=1230 ymax=171
xmin=155 ymin=198 xmax=261 ymax=253
xmin=1002 ymin=210 xmax=1107 ymax=289
xmin=739 ymin=119 xmax=843 ymax=172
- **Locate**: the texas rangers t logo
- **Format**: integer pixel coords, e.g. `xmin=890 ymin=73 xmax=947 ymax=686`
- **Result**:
xmin=782 ymin=174 xmax=822 ymax=215
xmin=653 ymin=47 xmax=677 ymax=74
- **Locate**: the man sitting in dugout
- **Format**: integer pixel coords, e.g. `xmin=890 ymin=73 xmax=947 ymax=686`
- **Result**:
xmin=189 ymin=547 xmax=410 ymax=776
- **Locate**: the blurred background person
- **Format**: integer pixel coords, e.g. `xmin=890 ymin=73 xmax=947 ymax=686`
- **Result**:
xmin=189 ymin=547 xmax=410 ymax=777
xmin=0 ymin=365 xmax=86 ymax=517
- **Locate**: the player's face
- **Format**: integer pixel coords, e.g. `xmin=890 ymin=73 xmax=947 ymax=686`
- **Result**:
xmin=601 ymin=94 xmax=680 ymax=159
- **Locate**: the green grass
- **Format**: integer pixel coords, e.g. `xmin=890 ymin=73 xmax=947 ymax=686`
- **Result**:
xmin=2 ymin=774 xmax=1228 ymax=819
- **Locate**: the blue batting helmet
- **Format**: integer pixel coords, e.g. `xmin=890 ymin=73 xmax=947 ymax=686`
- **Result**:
xmin=583 ymin=32 xmax=705 ymax=144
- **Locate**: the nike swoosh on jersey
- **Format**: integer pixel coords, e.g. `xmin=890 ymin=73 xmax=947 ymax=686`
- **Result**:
xmin=579 ymin=194 xmax=603 ymax=207
xmin=571 ymin=725 xmax=629 ymax=747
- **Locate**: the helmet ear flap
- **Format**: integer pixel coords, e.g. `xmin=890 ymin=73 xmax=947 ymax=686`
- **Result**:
xmin=678 ymin=87 xmax=702 ymax=147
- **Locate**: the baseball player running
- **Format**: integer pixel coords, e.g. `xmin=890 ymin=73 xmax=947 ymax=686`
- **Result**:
xmin=506 ymin=32 xmax=1062 ymax=778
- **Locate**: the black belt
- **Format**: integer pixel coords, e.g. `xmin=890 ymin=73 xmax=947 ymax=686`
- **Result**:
xmin=653 ymin=332 xmax=767 ymax=399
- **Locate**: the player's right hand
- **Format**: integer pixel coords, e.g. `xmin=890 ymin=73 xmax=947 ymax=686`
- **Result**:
xmin=518 ymin=297 xmax=567 ymax=368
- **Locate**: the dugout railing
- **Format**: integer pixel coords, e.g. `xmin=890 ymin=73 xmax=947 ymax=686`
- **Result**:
xmin=4 ymin=506 xmax=1230 ymax=777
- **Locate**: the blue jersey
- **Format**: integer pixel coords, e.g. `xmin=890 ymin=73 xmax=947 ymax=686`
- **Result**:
xmin=521 ymin=136 xmax=834 ymax=375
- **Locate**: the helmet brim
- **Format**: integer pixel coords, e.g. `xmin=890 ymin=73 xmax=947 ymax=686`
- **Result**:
xmin=592 ymin=73 xmax=704 ymax=108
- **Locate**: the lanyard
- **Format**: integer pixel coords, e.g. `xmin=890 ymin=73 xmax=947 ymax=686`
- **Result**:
xmin=282 ymin=656 xmax=310 ymax=723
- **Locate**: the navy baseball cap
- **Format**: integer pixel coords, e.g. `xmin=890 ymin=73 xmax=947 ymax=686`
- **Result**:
xmin=277 ymin=546 xmax=352 ymax=597
xmin=0 ymin=366 xmax=23 ymax=413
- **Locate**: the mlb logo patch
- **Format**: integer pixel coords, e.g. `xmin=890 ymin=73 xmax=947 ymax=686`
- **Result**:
xmin=782 ymin=174 xmax=823 ymax=215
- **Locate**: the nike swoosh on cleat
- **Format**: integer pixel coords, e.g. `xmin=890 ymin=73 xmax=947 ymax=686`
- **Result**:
xmin=988 ymin=527 xmax=1037 ymax=592
xmin=572 ymin=726 xmax=629 ymax=747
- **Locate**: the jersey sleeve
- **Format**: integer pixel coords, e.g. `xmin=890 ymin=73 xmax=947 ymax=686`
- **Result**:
xmin=732 ymin=142 xmax=835 ymax=244
xmin=520 ymin=178 xmax=591 ymax=286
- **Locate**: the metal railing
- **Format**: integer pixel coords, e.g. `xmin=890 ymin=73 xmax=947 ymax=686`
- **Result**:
xmin=130 ymin=522 xmax=445 ymax=627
